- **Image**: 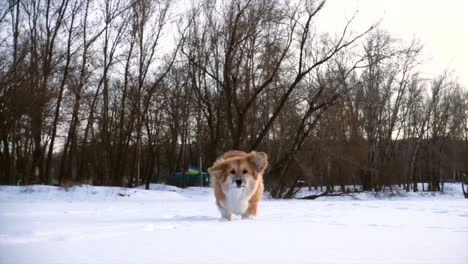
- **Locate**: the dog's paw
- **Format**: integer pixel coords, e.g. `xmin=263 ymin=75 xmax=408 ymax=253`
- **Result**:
xmin=220 ymin=211 xmax=232 ymax=221
xmin=241 ymin=214 xmax=255 ymax=220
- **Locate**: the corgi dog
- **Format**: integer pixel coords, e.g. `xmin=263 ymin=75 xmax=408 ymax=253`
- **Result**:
xmin=208 ymin=150 xmax=268 ymax=220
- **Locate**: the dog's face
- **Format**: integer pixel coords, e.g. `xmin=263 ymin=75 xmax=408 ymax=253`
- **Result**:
xmin=208 ymin=151 xmax=268 ymax=194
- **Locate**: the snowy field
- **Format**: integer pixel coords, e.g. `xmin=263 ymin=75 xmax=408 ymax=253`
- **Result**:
xmin=0 ymin=184 xmax=467 ymax=264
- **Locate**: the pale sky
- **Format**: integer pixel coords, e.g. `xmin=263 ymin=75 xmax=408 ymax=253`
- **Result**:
xmin=316 ymin=0 xmax=468 ymax=86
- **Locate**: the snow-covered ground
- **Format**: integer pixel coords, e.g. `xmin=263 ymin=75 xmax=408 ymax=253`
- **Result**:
xmin=0 ymin=184 xmax=467 ymax=264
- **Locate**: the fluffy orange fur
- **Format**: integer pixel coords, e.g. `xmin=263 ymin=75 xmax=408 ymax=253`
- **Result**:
xmin=208 ymin=150 xmax=268 ymax=220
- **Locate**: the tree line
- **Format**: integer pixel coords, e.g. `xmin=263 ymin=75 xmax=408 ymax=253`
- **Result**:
xmin=1 ymin=0 xmax=467 ymax=197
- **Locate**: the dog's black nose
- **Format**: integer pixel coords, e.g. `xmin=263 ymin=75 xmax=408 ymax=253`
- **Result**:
xmin=235 ymin=179 xmax=243 ymax=187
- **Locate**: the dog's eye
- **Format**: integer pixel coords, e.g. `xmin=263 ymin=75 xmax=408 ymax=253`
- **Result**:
xmin=230 ymin=169 xmax=236 ymax=174
xmin=242 ymin=169 xmax=248 ymax=174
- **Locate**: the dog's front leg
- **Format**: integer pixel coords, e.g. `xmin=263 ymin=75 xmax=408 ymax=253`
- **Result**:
xmin=242 ymin=202 xmax=258 ymax=219
xmin=217 ymin=204 xmax=232 ymax=221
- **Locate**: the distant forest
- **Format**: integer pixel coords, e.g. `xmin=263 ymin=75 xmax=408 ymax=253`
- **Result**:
xmin=1 ymin=0 xmax=467 ymax=198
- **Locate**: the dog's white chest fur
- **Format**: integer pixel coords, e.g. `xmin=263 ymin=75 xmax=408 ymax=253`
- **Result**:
xmin=223 ymin=188 xmax=249 ymax=215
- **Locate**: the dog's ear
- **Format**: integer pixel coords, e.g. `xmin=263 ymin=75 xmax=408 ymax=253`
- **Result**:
xmin=208 ymin=162 xmax=226 ymax=178
xmin=249 ymin=151 xmax=268 ymax=173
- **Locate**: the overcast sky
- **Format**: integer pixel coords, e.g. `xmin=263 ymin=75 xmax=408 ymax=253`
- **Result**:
xmin=316 ymin=0 xmax=468 ymax=86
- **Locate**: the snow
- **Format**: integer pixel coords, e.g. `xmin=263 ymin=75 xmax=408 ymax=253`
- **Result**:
xmin=1 ymin=184 xmax=467 ymax=264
